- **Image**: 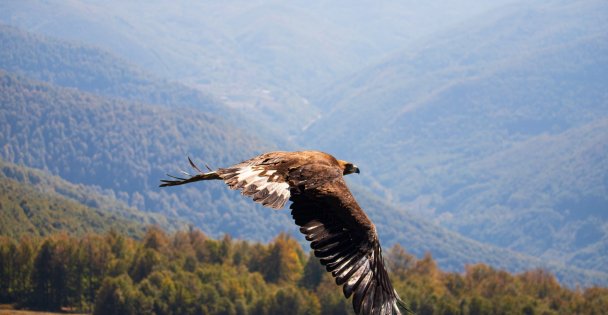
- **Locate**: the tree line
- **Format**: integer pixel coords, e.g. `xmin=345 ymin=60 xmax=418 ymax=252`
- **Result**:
xmin=1 ymin=227 xmax=607 ymax=315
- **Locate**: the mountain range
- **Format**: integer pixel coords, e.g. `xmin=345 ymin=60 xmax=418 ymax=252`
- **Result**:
xmin=301 ymin=0 xmax=608 ymax=274
xmin=0 ymin=0 xmax=520 ymax=135
xmin=0 ymin=0 xmax=606 ymax=288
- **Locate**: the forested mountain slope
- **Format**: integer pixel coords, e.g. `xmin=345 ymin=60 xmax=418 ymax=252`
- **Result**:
xmin=3 ymin=70 xmax=605 ymax=286
xmin=302 ymin=0 xmax=608 ymax=274
xmin=0 ymin=159 xmax=180 ymax=238
xmin=0 ymin=0 xmax=513 ymax=91
xmin=352 ymin=183 xmax=608 ymax=288
xmin=0 ymin=24 xmax=289 ymax=145
xmin=0 ymin=1 xmax=520 ymax=135
xmin=0 ymin=24 xmax=221 ymax=113
xmin=0 ymin=70 xmax=285 ymax=240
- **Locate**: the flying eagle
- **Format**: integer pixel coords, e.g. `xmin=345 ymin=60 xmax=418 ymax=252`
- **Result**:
xmin=160 ymin=150 xmax=410 ymax=315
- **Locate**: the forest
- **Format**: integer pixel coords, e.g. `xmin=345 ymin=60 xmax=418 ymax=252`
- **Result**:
xmin=2 ymin=16 xmax=607 ymax=287
xmin=0 ymin=4 xmax=607 ymax=314
xmin=4 ymin=67 xmax=606 ymax=287
xmin=1 ymin=227 xmax=607 ymax=315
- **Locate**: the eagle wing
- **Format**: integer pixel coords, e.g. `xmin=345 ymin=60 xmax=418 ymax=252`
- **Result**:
xmin=215 ymin=152 xmax=294 ymax=209
xmin=215 ymin=151 xmax=343 ymax=209
xmin=289 ymin=167 xmax=407 ymax=315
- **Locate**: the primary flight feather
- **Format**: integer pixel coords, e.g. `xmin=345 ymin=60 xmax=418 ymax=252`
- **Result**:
xmin=160 ymin=150 xmax=410 ymax=315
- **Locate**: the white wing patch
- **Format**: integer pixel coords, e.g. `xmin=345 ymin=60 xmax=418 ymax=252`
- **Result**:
xmin=221 ymin=165 xmax=290 ymax=209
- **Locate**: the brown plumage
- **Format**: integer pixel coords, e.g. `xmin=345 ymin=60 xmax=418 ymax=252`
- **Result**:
xmin=160 ymin=150 xmax=410 ymax=315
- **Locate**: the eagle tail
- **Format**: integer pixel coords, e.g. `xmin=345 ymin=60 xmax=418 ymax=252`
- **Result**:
xmin=159 ymin=157 xmax=221 ymax=187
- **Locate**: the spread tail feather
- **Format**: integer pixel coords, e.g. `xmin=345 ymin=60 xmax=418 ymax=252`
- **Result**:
xmin=160 ymin=157 xmax=221 ymax=187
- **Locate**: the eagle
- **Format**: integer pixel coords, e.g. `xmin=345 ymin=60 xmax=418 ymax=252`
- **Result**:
xmin=160 ymin=150 xmax=410 ymax=315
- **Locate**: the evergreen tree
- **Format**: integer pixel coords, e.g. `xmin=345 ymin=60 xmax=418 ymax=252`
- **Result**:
xmin=31 ymin=239 xmax=54 ymax=309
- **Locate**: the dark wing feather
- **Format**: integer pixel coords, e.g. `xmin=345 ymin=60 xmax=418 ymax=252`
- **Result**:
xmin=290 ymin=176 xmax=409 ymax=315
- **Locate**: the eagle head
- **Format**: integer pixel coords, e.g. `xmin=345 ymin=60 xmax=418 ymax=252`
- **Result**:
xmin=338 ymin=160 xmax=360 ymax=175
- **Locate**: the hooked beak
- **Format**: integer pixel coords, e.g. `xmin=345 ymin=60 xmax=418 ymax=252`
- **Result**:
xmin=344 ymin=164 xmax=360 ymax=175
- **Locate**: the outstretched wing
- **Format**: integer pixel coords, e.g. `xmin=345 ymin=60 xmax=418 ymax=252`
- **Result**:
xmin=161 ymin=151 xmax=344 ymax=209
xmin=290 ymin=176 xmax=408 ymax=315
xmin=215 ymin=152 xmax=294 ymax=209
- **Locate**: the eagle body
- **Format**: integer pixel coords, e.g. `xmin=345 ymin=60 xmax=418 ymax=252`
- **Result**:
xmin=161 ymin=150 xmax=409 ymax=315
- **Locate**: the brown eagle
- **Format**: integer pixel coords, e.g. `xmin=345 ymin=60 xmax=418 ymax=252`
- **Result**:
xmin=160 ymin=150 xmax=410 ymax=315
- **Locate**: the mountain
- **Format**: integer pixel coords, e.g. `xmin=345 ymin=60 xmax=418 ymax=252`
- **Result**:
xmin=0 ymin=158 xmax=180 ymax=238
xmin=0 ymin=70 xmax=292 ymax=241
xmin=350 ymin=184 xmax=608 ymax=288
xmin=1 ymin=1 xmax=607 ymax=287
xmin=0 ymin=0 xmax=520 ymax=135
xmin=0 ymin=24 xmax=221 ymax=112
xmin=0 ymin=0 xmax=519 ymax=79
xmin=301 ymin=0 xmax=608 ymax=274
xmin=2 ymin=71 xmax=607 ymax=287
xmin=0 ymin=23 xmax=290 ymax=146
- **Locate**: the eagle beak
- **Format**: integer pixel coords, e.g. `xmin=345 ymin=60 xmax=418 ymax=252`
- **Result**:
xmin=347 ymin=164 xmax=360 ymax=175
xmin=340 ymin=161 xmax=360 ymax=175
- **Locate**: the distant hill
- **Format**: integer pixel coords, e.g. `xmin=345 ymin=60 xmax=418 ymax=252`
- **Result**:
xmin=1 ymin=71 xmax=606 ymax=287
xmin=350 ymin=183 xmax=608 ymax=288
xmin=0 ymin=24 xmax=290 ymax=145
xmin=0 ymin=70 xmax=290 ymax=241
xmin=0 ymin=159 xmax=181 ymax=238
xmin=302 ymin=0 xmax=608 ymax=274
xmin=0 ymin=24 xmax=221 ymax=113
xmin=0 ymin=1 xmax=520 ymax=135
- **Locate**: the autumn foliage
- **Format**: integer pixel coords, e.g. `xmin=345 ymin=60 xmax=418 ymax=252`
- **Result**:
xmin=0 ymin=227 xmax=606 ymax=315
